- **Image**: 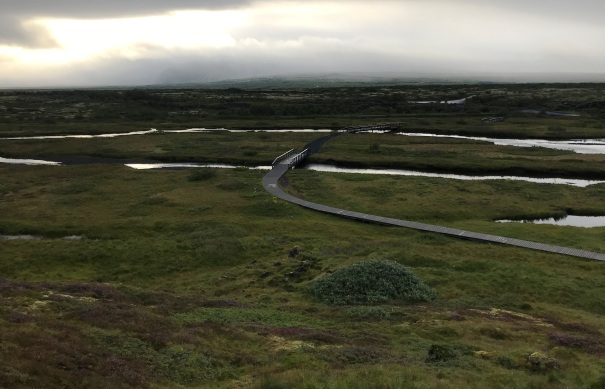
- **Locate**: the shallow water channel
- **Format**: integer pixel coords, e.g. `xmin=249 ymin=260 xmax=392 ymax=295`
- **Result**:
xmin=3 ymin=129 xmax=159 ymax=140
xmin=0 ymin=156 xmax=61 ymax=166
xmin=394 ymin=132 xmax=605 ymax=154
xmin=303 ymin=164 xmax=605 ymax=187
xmin=4 ymin=128 xmax=605 ymax=247
xmin=497 ymin=215 xmax=605 ymax=228
xmin=3 ymin=127 xmax=605 ymax=154
xmin=3 ymin=128 xmax=605 ymax=188
xmin=125 ymin=163 xmax=605 ymax=187
xmin=1 ymin=128 xmax=332 ymax=139
xmin=2 ymin=156 xmax=605 ymax=187
xmin=0 ymin=235 xmax=83 ymax=240
xmin=126 ymin=163 xmax=272 ymax=170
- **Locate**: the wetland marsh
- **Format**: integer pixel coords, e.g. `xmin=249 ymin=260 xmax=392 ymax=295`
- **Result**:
xmin=2 ymin=84 xmax=605 ymax=388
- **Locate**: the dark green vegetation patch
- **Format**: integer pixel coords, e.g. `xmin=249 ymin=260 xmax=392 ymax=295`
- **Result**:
xmin=308 ymin=260 xmax=436 ymax=305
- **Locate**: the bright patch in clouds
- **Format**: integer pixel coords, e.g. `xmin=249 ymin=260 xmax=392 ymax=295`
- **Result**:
xmin=0 ymin=1 xmax=604 ymax=87
xmin=1 ymin=10 xmax=247 ymax=65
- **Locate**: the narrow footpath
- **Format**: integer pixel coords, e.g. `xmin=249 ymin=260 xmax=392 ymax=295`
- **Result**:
xmin=262 ymin=126 xmax=605 ymax=262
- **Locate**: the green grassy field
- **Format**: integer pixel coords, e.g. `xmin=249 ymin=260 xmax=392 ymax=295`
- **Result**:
xmin=0 ymin=131 xmax=321 ymax=166
xmin=3 ymin=127 xmax=605 ymax=179
xmin=307 ymin=132 xmax=605 ymax=179
xmin=1 ymin=84 xmax=603 ymax=137
xmin=2 ymin=84 xmax=605 ymax=388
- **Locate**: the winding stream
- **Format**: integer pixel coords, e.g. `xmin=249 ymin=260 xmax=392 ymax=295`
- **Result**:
xmin=394 ymin=132 xmax=605 ymax=154
xmin=1 ymin=128 xmax=332 ymax=139
xmin=497 ymin=215 xmax=605 ymax=228
xmin=3 ymin=156 xmax=603 ymax=187
xmin=3 ymin=127 xmax=605 ymax=188
xmin=4 ymin=127 xmax=605 ymax=154
xmin=303 ymin=164 xmax=605 ymax=187
xmin=4 ymin=129 xmax=159 ymax=140
xmin=0 ymin=156 xmax=61 ymax=166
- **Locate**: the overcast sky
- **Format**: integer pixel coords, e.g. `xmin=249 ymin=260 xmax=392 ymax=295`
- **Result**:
xmin=1 ymin=0 xmax=604 ymax=87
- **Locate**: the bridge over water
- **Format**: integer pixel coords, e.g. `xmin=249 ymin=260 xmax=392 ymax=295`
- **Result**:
xmin=263 ymin=124 xmax=605 ymax=262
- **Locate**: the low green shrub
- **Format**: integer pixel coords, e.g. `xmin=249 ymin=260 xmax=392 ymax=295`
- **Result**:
xmin=308 ymin=260 xmax=436 ymax=306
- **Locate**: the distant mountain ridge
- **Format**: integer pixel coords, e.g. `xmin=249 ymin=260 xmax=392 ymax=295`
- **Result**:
xmin=150 ymin=73 xmax=493 ymax=89
xmin=150 ymin=71 xmax=605 ymax=89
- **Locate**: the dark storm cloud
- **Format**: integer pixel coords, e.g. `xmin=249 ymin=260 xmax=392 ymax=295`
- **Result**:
xmin=0 ymin=16 xmax=58 ymax=48
xmin=0 ymin=0 xmax=252 ymax=47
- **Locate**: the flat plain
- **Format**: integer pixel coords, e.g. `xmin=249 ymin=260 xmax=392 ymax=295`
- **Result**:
xmin=1 ymin=84 xmax=605 ymax=388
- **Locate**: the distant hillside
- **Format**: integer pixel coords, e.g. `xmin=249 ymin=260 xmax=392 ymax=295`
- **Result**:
xmin=148 ymin=73 xmax=487 ymax=90
xmin=148 ymin=72 xmax=605 ymax=90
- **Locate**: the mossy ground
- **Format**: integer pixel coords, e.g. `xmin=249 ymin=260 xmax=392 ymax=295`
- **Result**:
xmin=1 ymin=84 xmax=605 ymax=388
xmin=2 ymin=163 xmax=605 ymax=388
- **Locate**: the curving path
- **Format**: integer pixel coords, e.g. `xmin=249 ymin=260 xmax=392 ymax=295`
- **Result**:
xmin=262 ymin=126 xmax=605 ymax=262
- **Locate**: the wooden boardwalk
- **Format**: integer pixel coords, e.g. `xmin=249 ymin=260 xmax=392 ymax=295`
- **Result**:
xmin=263 ymin=126 xmax=605 ymax=262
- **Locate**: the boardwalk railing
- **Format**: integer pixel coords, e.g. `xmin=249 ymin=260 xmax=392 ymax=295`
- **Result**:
xmin=272 ymin=149 xmax=295 ymax=166
xmin=340 ymin=123 xmax=403 ymax=133
xmin=287 ymin=149 xmax=310 ymax=168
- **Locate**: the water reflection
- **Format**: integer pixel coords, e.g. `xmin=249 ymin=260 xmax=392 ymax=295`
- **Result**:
xmin=4 ymin=129 xmax=158 ymax=140
xmin=126 ymin=163 xmax=272 ymax=170
xmin=409 ymin=96 xmax=474 ymax=105
xmin=303 ymin=164 xmax=605 ymax=187
xmin=395 ymin=132 xmax=605 ymax=154
xmin=0 ymin=235 xmax=83 ymax=240
xmin=497 ymin=215 xmax=605 ymax=228
xmin=1 ymin=128 xmax=334 ymax=139
xmin=166 ymin=128 xmax=333 ymax=133
xmin=4 ymin=127 xmax=605 ymax=155
xmin=3 ymin=156 xmax=602 ymax=187
xmin=0 ymin=157 xmax=61 ymax=166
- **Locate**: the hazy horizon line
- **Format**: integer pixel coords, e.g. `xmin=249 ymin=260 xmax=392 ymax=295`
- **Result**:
xmin=2 ymin=71 xmax=605 ymax=90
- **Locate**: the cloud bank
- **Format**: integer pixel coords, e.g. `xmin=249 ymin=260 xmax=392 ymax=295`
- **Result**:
xmin=1 ymin=1 xmax=604 ymax=87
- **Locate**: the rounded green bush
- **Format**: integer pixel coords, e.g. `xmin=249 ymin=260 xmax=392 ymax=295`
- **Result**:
xmin=308 ymin=260 xmax=436 ymax=306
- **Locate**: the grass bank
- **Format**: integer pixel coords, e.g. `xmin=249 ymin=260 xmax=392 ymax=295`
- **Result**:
xmin=307 ymin=132 xmax=605 ymax=179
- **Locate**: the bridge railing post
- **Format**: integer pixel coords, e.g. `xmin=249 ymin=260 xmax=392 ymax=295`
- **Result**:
xmin=272 ymin=149 xmax=296 ymax=166
xmin=288 ymin=148 xmax=309 ymax=169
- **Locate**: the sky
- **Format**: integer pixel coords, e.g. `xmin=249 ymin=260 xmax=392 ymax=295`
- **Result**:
xmin=1 ymin=0 xmax=604 ymax=87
